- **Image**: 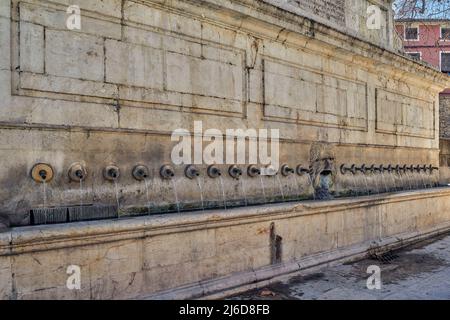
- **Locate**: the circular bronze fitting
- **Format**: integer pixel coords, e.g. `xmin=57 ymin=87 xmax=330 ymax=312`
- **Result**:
xmin=185 ymin=165 xmax=200 ymax=179
xmin=31 ymin=163 xmax=54 ymax=183
xmin=228 ymin=165 xmax=243 ymax=180
xmin=247 ymin=165 xmax=261 ymax=177
xmin=207 ymin=165 xmax=221 ymax=178
xmin=132 ymin=165 xmax=149 ymax=181
xmin=281 ymin=164 xmax=294 ymax=176
xmin=68 ymin=163 xmax=87 ymax=182
xmin=160 ymin=165 xmax=175 ymax=180
xmin=103 ymin=165 xmax=120 ymax=181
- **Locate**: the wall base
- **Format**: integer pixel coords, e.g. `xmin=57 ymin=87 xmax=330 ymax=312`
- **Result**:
xmin=147 ymin=222 xmax=450 ymax=300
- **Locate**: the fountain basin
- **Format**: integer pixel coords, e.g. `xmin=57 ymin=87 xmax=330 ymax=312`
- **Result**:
xmin=1 ymin=187 xmax=450 ymax=299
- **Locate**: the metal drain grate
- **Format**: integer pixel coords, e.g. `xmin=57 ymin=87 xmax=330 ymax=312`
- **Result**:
xmin=30 ymin=205 xmax=118 ymax=225
xmin=370 ymin=251 xmax=399 ymax=264
xmin=31 ymin=208 xmax=68 ymax=225
xmin=68 ymin=205 xmax=117 ymax=222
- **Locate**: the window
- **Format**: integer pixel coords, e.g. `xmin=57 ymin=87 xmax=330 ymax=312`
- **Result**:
xmin=442 ymin=27 xmax=450 ymax=40
xmin=442 ymin=52 xmax=450 ymax=73
xmin=405 ymin=27 xmax=419 ymax=40
xmin=407 ymin=52 xmax=421 ymax=60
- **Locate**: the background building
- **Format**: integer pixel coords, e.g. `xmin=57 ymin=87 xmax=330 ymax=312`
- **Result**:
xmin=396 ymin=19 xmax=450 ymax=165
xmin=395 ymin=20 xmax=450 ymax=73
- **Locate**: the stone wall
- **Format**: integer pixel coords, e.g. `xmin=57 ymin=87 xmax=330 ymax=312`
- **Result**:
xmin=265 ymin=0 xmax=399 ymax=51
xmin=1 ymin=0 xmax=450 ymax=300
xmin=439 ymin=95 xmax=450 ymax=182
xmin=0 ymin=0 xmax=448 ymax=226
xmin=440 ymin=94 xmax=450 ymax=139
xmin=1 ymin=188 xmax=450 ymax=299
xmin=439 ymin=139 xmax=450 ymax=183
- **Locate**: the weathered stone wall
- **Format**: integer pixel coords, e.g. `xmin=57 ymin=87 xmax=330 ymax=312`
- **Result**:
xmin=272 ymin=0 xmax=346 ymax=26
xmin=440 ymin=94 xmax=450 ymax=139
xmin=439 ymin=95 xmax=450 ymax=182
xmin=0 ymin=0 xmax=448 ymax=226
xmin=439 ymin=139 xmax=450 ymax=183
xmin=266 ymin=0 xmax=399 ymax=51
xmin=1 ymin=188 xmax=450 ymax=299
xmin=0 ymin=0 xmax=449 ymax=300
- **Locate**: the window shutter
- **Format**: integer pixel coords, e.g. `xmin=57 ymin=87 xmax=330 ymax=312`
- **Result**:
xmin=442 ymin=28 xmax=450 ymax=40
xmin=442 ymin=53 xmax=450 ymax=73
xmin=405 ymin=27 xmax=418 ymax=40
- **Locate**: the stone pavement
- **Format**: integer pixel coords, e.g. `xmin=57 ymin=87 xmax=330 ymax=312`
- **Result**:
xmin=229 ymin=234 xmax=450 ymax=300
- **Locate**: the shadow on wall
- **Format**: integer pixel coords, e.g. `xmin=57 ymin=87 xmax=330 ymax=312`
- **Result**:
xmin=0 ymin=214 xmax=9 ymax=231
xmin=439 ymin=139 xmax=450 ymax=184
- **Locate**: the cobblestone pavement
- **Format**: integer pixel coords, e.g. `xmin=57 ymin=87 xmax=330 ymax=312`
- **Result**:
xmin=229 ymin=234 xmax=450 ymax=300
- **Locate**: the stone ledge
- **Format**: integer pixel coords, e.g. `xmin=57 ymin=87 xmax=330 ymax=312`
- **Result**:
xmin=1 ymin=187 xmax=450 ymax=299
xmin=2 ymin=187 xmax=450 ymax=255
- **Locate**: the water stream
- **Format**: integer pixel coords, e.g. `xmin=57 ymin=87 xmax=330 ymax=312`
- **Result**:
xmin=196 ymin=177 xmax=205 ymax=211
xmin=381 ymin=172 xmax=389 ymax=193
xmin=240 ymin=177 xmax=248 ymax=206
xmin=219 ymin=176 xmax=227 ymax=210
xmin=170 ymin=179 xmax=181 ymax=214
xmin=144 ymin=179 xmax=152 ymax=215
xmin=372 ymin=172 xmax=380 ymax=194
xmin=363 ymin=175 xmax=370 ymax=195
xmin=292 ymin=174 xmax=302 ymax=198
xmin=114 ymin=180 xmax=120 ymax=218
xmin=351 ymin=174 xmax=358 ymax=195
xmin=307 ymin=175 xmax=316 ymax=200
xmin=79 ymin=180 xmax=83 ymax=217
xmin=259 ymin=176 xmax=267 ymax=203
xmin=276 ymin=175 xmax=285 ymax=201
xmin=42 ymin=181 xmax=47 ymax=210
xmin=419 ymin=172 xmax=427 ymax=189
xmin=390 ymin=173 xmax=397 ymax=192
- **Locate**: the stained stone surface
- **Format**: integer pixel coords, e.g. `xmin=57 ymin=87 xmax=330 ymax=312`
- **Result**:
xmin=286 ymin=0 xmax=346 ymax=26
xmin=1 ymin=188 xmax=450 ymax=299
xmin=0 ymin=0 xmax=448 ymax=225
xmin=440 ymin=95 xmax=450 ymax=139
xmin=1 ymin=0 xmax=450 ymax=300
xmin=229 ymin=234 xmax=450 ymax=300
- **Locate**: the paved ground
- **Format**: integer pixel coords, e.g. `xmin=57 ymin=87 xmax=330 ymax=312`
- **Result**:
xmin=229 ymin=234 xmax=450 ymax=300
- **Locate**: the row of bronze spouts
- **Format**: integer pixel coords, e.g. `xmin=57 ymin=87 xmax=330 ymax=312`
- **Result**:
xmin=33 ymin=162 xmax=440 ymax=184
xmin=32 ymin=162 xmax=313 ymax=184
xmin=153 ymin=164 xmax=310 ymax=181
xmin=100 ymin=164 xmax=312 ymax=181
xmin=103 ymin=164 xmax=311 ymax=182
xmin=340 ymin=164 xmax=439 ymax=175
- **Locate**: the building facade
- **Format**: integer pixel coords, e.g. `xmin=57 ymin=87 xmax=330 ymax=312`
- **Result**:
xmin=396 ymin=19 xmax=450 ymax=167
xmin=395 ymin=20 xmax=450 ymax=73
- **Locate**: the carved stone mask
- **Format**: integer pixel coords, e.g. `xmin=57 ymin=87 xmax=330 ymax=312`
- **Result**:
xmin=309 ymin=143 xmax=336 ymax=198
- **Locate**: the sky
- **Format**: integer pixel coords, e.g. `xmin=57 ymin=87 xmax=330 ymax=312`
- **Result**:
xmin=394 ymin=0 xmax=450 ymax=19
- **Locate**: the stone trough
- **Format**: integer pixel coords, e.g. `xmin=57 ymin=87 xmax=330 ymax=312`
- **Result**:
xmin=1 ymin=0 xmax=450 ymax=299
xmin=1 ymin=187 xmax=450 ymax=299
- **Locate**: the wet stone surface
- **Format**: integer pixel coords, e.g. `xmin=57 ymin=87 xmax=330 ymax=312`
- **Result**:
xmin=228 ymin=234 xmax=450 ymax=300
